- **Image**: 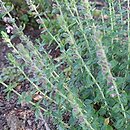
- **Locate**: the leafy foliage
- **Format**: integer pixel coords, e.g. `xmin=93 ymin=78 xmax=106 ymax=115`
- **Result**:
xmin=0 ymin=0 xmax=130 ymax=129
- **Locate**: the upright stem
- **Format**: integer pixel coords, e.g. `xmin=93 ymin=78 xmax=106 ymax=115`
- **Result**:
xmin=127 ymin=0 xmax=130 ymax=71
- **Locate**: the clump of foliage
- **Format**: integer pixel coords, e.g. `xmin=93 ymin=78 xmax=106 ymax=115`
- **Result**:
xmin=0 ymin=0 xmax=130 ymax=129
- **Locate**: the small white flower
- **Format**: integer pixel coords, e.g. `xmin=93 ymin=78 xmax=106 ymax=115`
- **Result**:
xmin=36 ymin=19 xmax=43 ymax=24
xmin=108 ymin=85 xmax=115 ymax=91
xmin=3 ymin=17 xmax=9 ymax=23
xmin=6 ymin=24 xmax=13 ymax=34
xmin=25 ymin=0 xmax=32 ymax=5
xmin=3 ymin=17 xmax=15 ymax=23
xmin=110 ymin=93 xmax=117 ymax=98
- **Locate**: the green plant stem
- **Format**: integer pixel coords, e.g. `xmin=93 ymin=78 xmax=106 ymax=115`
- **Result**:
xmin=17 ymin=66 xmax=57 ymax=104
xmin=108 ymin=0 xmax=116 ymax=60
xmin=5 ymin=40 xmax=60 ymax=105
xmin=59 ymin=1 xmax=127 ymax=124
xmin=17 ymin=62 xmax=94 ymax=129
xmin=65 ymin=0 xmax=90 ymax=53
xmin=108 ymin=0 xmax=115 ymax=31
xmin=0 ymin=0 xmax=42 ymax=59
xmin=56 ymin=0 xmax=108 ymax=107
xmin=95 ymin=39 xmax=128 ymax=125
xmin=0 ymin=80 xmax=70 ymax=128
xmin=5 ymin=30 xmax=91 ymax=124
xmin=127 ymin=0 xmax=130 ymax=72
xmin=118 ymin=0 xmax=123 ymax=22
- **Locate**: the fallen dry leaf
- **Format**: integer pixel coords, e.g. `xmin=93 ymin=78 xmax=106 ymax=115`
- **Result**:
xmin=33 ymin=92 xmax=43 ymax=101
xmin=104 ymin=117 xmax=110 ymax=125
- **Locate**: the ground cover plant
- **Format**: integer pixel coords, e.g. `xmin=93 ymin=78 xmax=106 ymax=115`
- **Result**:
xmin=0 ymin=0 xmax=130 ymax=129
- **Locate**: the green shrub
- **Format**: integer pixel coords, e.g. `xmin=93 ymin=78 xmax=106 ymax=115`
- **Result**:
xmin=0 ymin=0 xmax=130 ymax=129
